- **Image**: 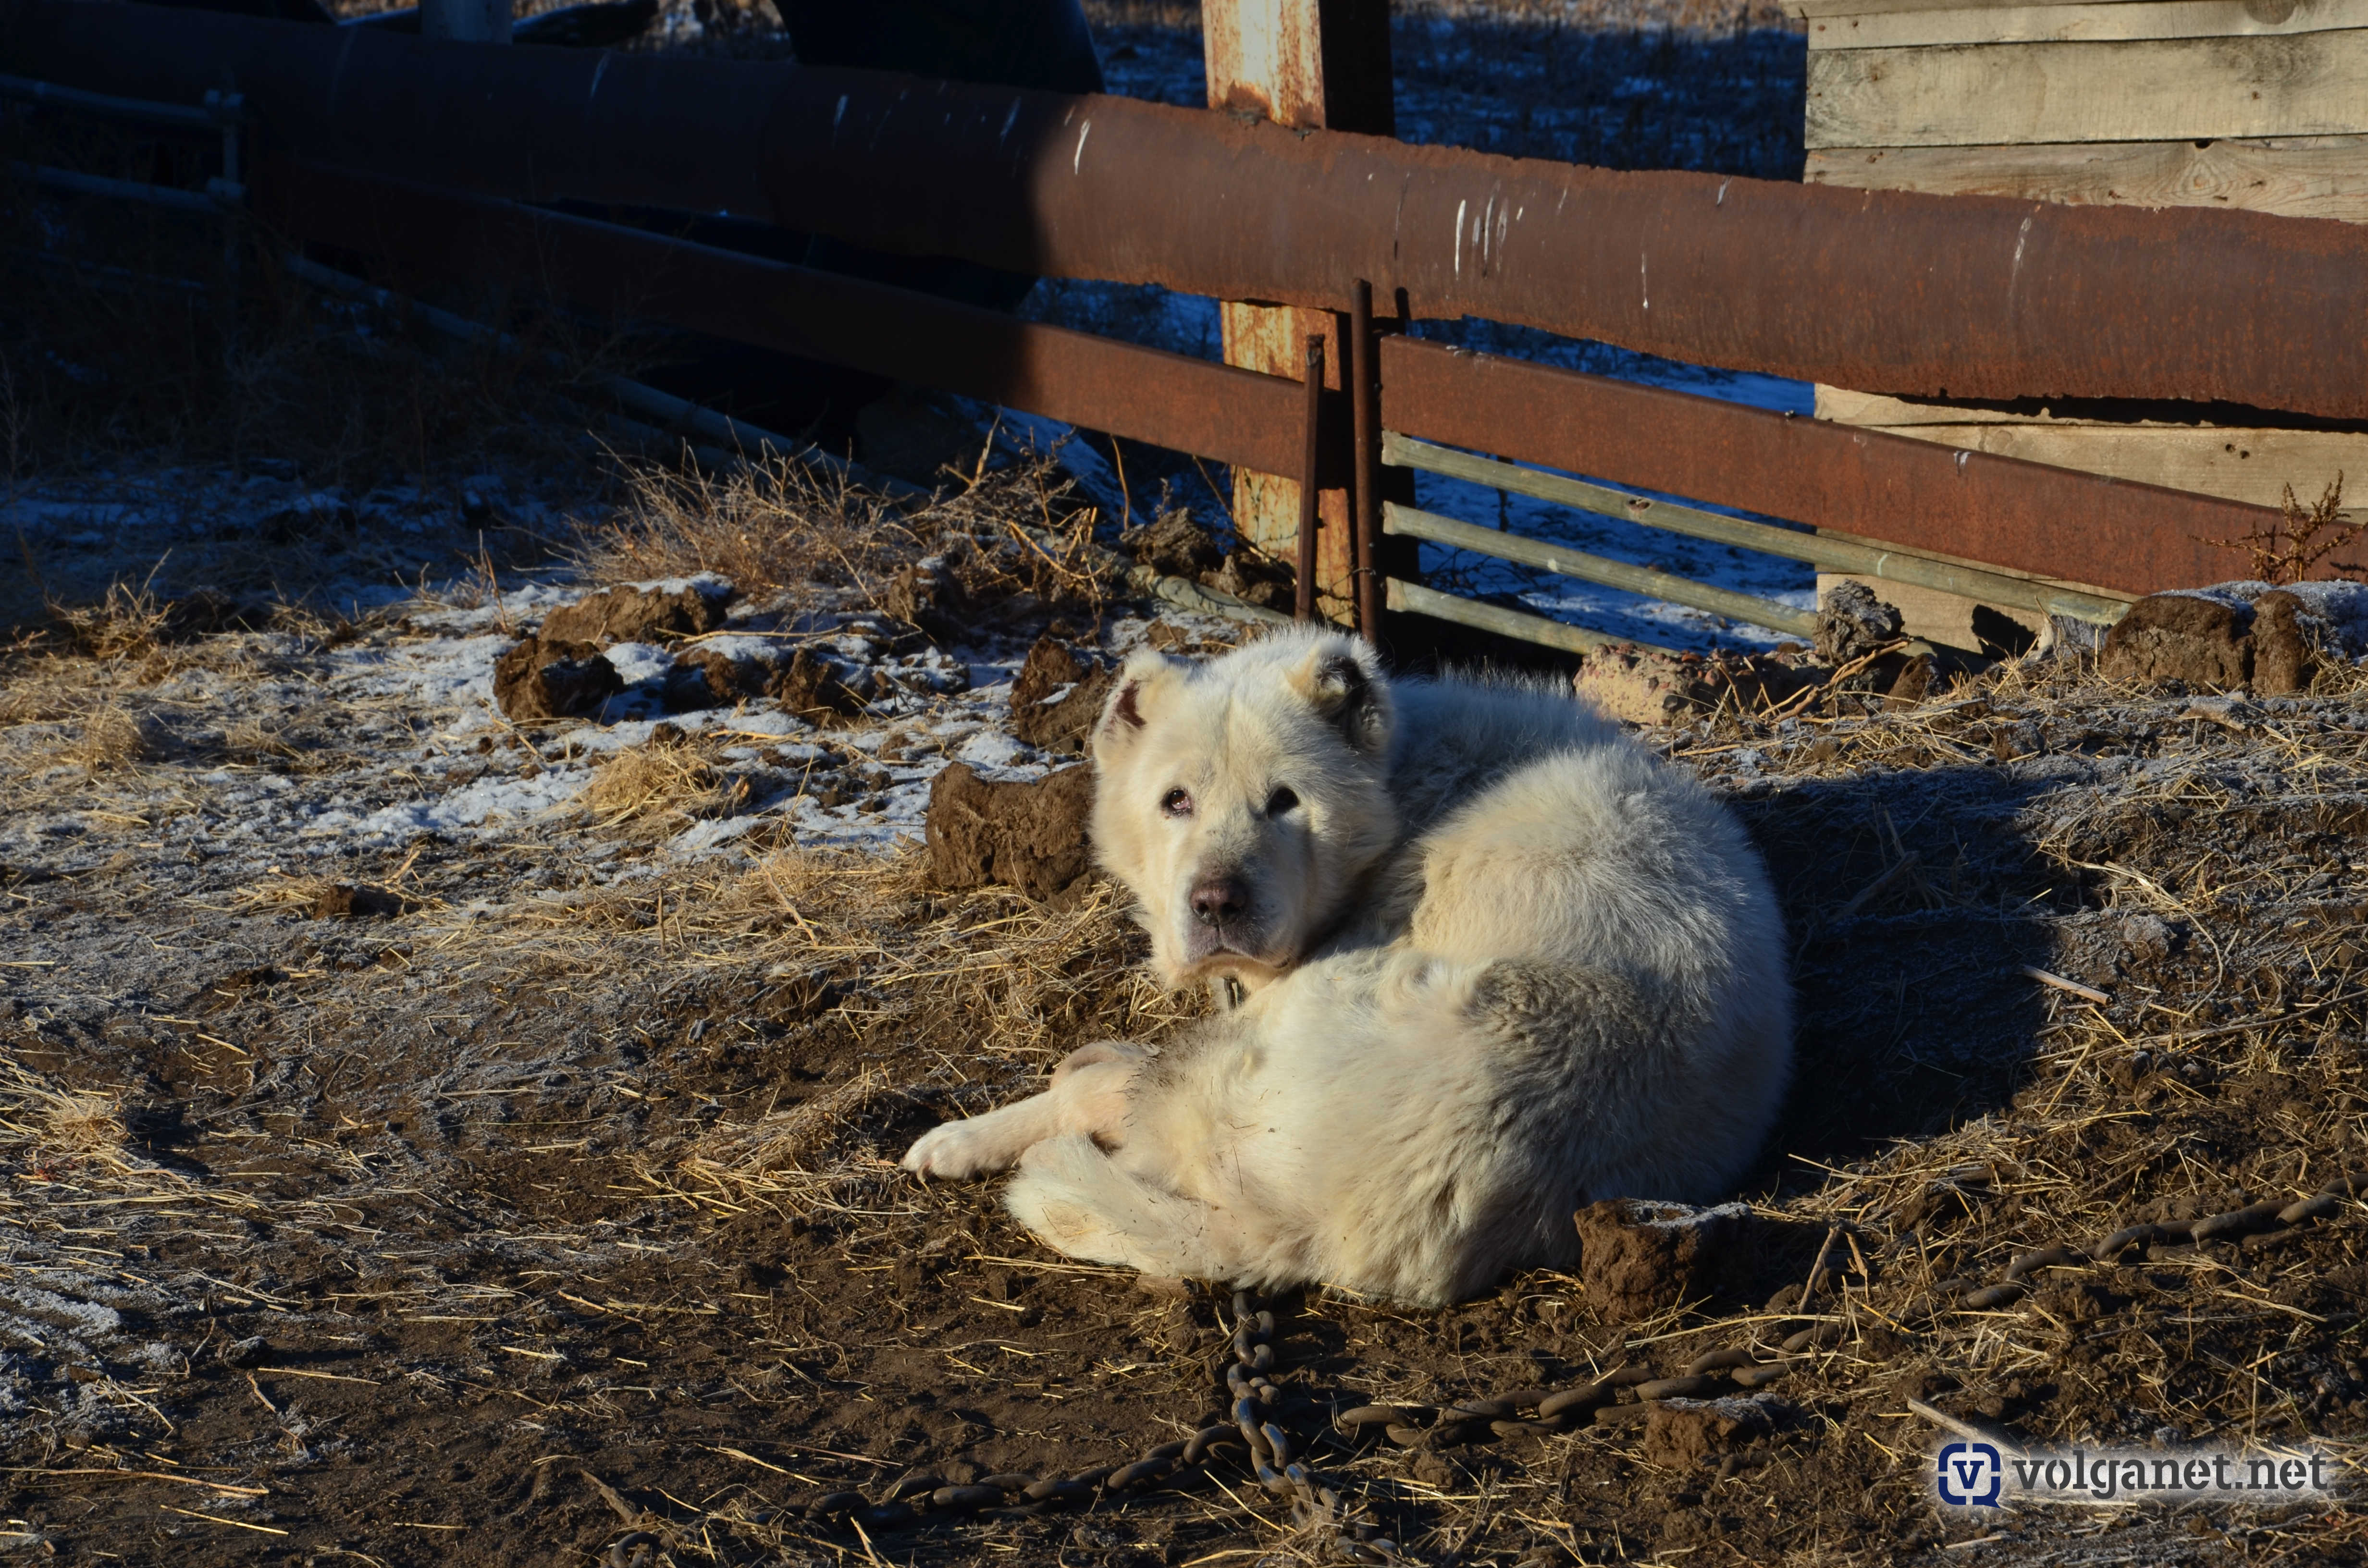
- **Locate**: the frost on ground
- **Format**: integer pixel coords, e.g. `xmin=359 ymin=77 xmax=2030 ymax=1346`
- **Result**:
xmin=3 ymin=442 xmax=2368 ymax=1565
xmin=0 ymin=455 xmax=1195 ymax=893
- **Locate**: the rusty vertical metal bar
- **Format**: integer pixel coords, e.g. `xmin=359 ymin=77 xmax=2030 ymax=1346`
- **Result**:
xmin=1296 ymin=334 xmax=1325 ymax=623
xmin=1205 ymin=0 xmax=1391 ymax=623
xmin=1350 ymin=279 xmax=1383 ymax=641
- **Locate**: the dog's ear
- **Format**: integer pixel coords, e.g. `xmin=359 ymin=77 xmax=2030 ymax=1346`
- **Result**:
xmin=1287 ymin=639 xmax=1392 ymax=755
xmin=1093 ymin=649 xmax=1186 ymax=763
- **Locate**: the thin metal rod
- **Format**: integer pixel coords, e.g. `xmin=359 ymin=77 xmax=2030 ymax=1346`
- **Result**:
xmin=1384 ymin=502 xmax=1816 ymax=638
xmin=1385 ymin=578 xmax=1657 ymax=658
xmin=1295 ymin=334 xmax=1324 ymax=623
xmin=0 ymin=69 xmax=232 ymax=129
xmin=281 ymin=251 xmax=918 ymax=496
xmin=1350 ymin=280 xmax=1383 ymax=641
xmin=13 ymin=162 xmax=233 ymax=214
xmin=1381 ymin=430 xmax=2131 ymax=626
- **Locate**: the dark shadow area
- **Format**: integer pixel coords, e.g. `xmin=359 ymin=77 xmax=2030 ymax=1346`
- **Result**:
xmin=1734 ymin=764 xmax=2062 ymax=1192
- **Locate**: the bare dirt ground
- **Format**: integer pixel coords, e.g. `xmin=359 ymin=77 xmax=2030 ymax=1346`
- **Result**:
xmin=3 ymin=439 xmax=2367 ymax=1566
xmin=3 ymin=4 xmax=2365 ymax=1565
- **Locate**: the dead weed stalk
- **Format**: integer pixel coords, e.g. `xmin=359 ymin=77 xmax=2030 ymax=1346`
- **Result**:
xmin=2206 ymin=472 xmax=2368 ymax=585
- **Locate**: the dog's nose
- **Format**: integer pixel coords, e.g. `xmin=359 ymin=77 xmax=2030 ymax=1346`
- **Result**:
xmin=1191 ymin=876 xmax=1249 ymax=928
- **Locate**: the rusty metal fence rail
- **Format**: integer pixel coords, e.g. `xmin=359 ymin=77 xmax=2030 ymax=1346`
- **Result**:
xmin=1 ymin=0 xmax=2337 ymax=660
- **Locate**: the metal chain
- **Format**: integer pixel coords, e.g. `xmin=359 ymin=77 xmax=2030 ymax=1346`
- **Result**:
xmin=766 ymin=1287 xmax=1394 ymax=1562
xmin=1326 ymin=1171 xmax=2367 ymax=1567
xmin=606 ymin=1173 xmax=2362 ymax=1566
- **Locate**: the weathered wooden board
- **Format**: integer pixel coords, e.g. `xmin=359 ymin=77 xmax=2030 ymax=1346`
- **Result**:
xmin=1804 ymin=0 xmax=2368 ymax=51
xmin=1814 ymin=390 xmax=2368 ymax=515
xmin=1806 ymin=135 xmax=2368 ymax=221
xmin=1793 ymin=0 xmax=2110 ymax=17
xmin=1806 ymin=33 xmax=2368 ymax=147
xmin=1794 ymin=0 xmax=2103 ymax=18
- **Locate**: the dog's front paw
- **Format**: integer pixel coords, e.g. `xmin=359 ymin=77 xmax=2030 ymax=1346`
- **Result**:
xmin=902 ymin=1119 xmax=1015 ymax=1181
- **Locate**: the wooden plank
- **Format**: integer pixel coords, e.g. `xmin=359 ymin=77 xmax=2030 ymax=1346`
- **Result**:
xmin=1806 ymin=135 xmax=2368 ymax=221
xmin=1791 ymin=0 xmax=2106 ymax=18
xmin=1819 ymin=408 xmax=2368 ymax=518
xmin=1806 ymin=33 xmax=2368 ymax=147
xmin=1815 ymin=382 xmax=2359 ymax=426
xmin=1805 ymin=0 xmax=2368 ymax=50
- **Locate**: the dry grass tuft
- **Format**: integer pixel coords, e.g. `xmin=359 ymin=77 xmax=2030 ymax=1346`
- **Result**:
xmin=59 ymin=702 xmax=157 ymax=771
xmin=578 ymin=742 xmax=751 ymax=831
xmin=0 ymin=1055 xmax=161 ymax=1190
xmin=588 ymin=451 xmax=1117 ymax=627
xmin=49 ymin=579 xmax=178 ymax=662
xmin=587 ymin=453 xmax=920 ymax=599
xmin=680 ymin=1067 xmax=917 ymax=1212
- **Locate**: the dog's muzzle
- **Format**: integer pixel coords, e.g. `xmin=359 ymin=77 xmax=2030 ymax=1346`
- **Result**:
xmin=1190 ymin=874 xmax=1250 ymax=930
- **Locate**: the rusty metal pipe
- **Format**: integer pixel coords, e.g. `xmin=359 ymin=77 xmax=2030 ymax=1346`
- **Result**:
xmin=12 ymin=0 xmax=2368 ymax=417
xmin=252 ymin=158 xmax=1317 ymax=479
xmin=1295 ymin=335 xmax=1324 ymax=624
xmin=1379 ymin=337 xmax=2294 ymax=599
xmin=1350 ymin=280 xmax=1383 ymax=639
xmin=1382 ymin=432 xmax=2131 ymax=623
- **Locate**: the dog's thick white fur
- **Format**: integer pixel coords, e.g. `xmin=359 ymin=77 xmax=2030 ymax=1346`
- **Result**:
xmin=902 ymin=626 xmax=1791 ymax=1305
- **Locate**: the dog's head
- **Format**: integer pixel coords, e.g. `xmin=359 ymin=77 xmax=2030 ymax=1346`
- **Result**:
xmin=1089 ymin=627 xmax=1399 ymax=989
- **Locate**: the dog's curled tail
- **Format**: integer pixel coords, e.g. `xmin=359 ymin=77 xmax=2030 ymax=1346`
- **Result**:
xmin=1003 ymin=1135 xmax=1254 ymax=1282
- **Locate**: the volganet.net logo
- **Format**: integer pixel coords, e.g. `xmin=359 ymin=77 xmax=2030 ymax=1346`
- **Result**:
xmin=1934 ymin=1442 xmax=2331 ymax=1508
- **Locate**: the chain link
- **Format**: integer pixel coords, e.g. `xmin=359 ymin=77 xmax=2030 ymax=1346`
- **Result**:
xmin=608 ymin=1172 xmax=2361 ymax=1564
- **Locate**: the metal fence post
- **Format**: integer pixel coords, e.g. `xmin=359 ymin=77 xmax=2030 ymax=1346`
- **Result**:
xmin=1295 ymin=333 xmax=1324 ymax=623
xmin=1350 ymin=278 xmax=1382 ymax=641
xmin=1202 ymin=0 xmax=1390 ymax=623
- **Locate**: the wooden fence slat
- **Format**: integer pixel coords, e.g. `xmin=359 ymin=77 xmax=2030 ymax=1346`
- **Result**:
xmin=1807 ymin=32 xmax=2368 ymax=148
xmin=1792 ymin=0 xmax=2111 ymax=17
xmin=1805 ymin=0 xmax=2368 ymax=52
xmin=1806 ymin=134 xmax=2368 ymax=222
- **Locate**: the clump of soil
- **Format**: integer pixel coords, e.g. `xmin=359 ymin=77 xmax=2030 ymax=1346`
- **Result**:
xmin=540 ymin=580 xmax=733 ymax=646
xmin=883 ymin=558 xmax=973 ymax=643
xmin=1812 ymin=579 xmax=1904 ymax=665
xmin=2100 ymin=588 xmax=2318 ymax=694
xmin=663 ymin=646 xmax=768 ymax=711
xmin=1008 ymin=636 xmax=1115 ymax=753
xmin=1642 ymin=1394 xmax=1789 ymax=1467
xmin=770 ymin=646 xmax=872 ymax=723
xmin=924 ymin=761 xmax=1096 ymax=899
xmin=308 ymin=883 xmax=419 ymax=919
xmin=491 ymin=632 xmax=624 ymax=721
xmin=1575 ymin=1198 xmax=1749 ymax=1321
xmin=1121 ymin=509 xmax=1223 ymax=581
xmin=1119 ymin=509 xmax=1295 ymax=611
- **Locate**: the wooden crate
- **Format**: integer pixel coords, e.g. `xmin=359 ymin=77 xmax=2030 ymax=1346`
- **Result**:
xmin=1789 ymin=0 xmax=2368 ymax=648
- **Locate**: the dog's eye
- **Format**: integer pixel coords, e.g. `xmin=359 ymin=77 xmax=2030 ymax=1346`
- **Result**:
xmin=1265 ymin=786 xmax=1300 ymax=817
xmin=1160 ymin=788 xmax=1193 ymax=817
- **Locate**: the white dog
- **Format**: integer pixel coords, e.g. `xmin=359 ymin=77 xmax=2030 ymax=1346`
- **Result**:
xmin=903 ymin=627 xmax=1791 ymax=1305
